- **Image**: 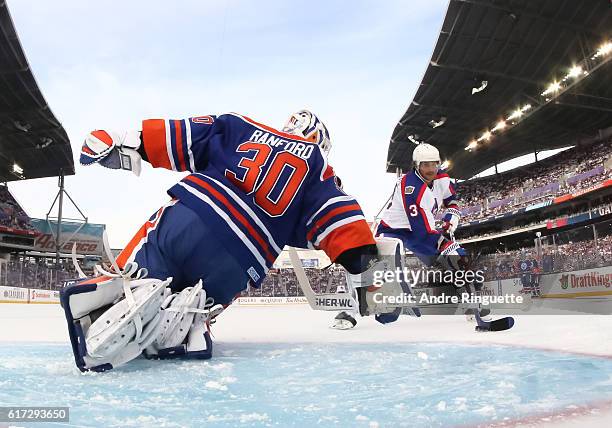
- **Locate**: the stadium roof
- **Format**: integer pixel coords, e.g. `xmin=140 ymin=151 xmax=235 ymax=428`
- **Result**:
xmin=387 ymin=0 xmax=612 ymax=179
xmin=0 ymin=2 xmax=74 ymax=183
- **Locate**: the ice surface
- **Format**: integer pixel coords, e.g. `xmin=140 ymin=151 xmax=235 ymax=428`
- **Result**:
xmin=2 ymin=304 xmax=612 ymax=427
xmin=2 ymin=342 xmax=612 ymax=427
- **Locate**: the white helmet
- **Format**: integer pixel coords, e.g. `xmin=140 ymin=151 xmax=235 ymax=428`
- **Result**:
xmin=282 ymin=110 xmax=331 ymax=154
xmin=412 ymin=143 xmax=440 ymax=167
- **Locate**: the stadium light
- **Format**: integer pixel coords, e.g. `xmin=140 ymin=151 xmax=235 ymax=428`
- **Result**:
xmin=12 ymin=163 xmax=25 ymax=179
xmin=592 ymin=41 xmax=612 ymax=59
xmin=407 ymin=134 xmax=420 ymax=145
xmin=471 ymin=80 xmax=488 ymax=95
xmin=465 ymin=140 xmax=477 ymax=151
xmin=491 ymin=120 xmax=506 ymax=132
xmin=464 ymin=40 xmax=608 ymax=152
xmin=506 ymin=104 xmax=532 ymax=121
xmin=541 ymin=81 xmax=561 ymax=96
xmin=440 ymin=160 xmax=451 ymax=170
xmin=429 ymin=116 xmax=446 ymax=128
xmin=507 ymin=108 xmax=523 ymax=121
xmin=564 ymin=65 xmax=584 ymax=80
xmin=477 ymin=131 xmax=491 ymax=142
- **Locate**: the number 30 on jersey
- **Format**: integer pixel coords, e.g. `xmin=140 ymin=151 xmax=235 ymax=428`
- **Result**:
xmin=225 ymin=142 xmax=309 ymax=217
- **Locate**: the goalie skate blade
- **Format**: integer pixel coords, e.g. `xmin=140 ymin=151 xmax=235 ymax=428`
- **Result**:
xmin=86 ymin=281 xmax=168 ymax=358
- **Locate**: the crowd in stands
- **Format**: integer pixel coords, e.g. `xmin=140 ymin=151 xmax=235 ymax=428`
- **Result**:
xmin=242 ymin=266 xmax=347 ymax=297
xmin=481 ymin=234 xmax=612 ymax=280
xmin=0 ymin=257 xmax=76 ymax=289
xmin=244 ymin=232 xmax=612 ymax=295
xmin=456 ymin=140 xmax=611 ymax=223
xmin=0 ymin=185 xmax=37 ymax=232
xmin=2 ymin=233 xmax=610 ymax=293
xmin=550 ymin=234 xmax=612 ymax=273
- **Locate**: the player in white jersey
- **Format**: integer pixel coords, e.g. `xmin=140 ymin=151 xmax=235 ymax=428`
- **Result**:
xmin=377 ymin=143 xmax=462 ymax=267
xmin=373 ymin=143 xmax=469 ymax=323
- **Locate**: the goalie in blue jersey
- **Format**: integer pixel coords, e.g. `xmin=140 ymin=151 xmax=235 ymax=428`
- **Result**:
xmin=61 ymin=110 xmax=412 ymax=372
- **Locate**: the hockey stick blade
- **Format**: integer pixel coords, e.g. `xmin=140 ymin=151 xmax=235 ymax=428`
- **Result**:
xmin=475 ymin=313 xmax=515 ymax=332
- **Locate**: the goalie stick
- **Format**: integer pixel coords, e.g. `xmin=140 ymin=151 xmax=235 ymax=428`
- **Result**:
xmin=288 ymin=247 xmax=357 ymax=312
xmin=289 ymin=246 xmax=515 ymax=331
xmin=288 ymin=246 xmax=420 ymax=316
xmin=448 ymin=232 xmax=515 ymax=332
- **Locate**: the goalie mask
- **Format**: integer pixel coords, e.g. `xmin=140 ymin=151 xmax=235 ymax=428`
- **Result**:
xmin=282 ymin=110 xmax=331 ymax=155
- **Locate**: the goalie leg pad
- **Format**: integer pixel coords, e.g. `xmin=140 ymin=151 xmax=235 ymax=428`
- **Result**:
xmin=144 ymin=280 xmax=223 ymax=361
xmin=60 ymin=275 xmax=171 ymax=372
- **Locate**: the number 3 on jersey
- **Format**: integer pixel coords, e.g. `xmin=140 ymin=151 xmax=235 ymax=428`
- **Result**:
xmin=225 ymin=141 xmax=309 ymax=217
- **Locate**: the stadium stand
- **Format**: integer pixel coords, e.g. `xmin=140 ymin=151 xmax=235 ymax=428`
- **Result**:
xmin=0 ymin=185 xmax=37 ymax=232
xmin=0 ymin=255 xmax=76 ymax=290
xmin=0 ymin=3 xmax=75 ymax=290
xmin=457 ymin=138 xmax=611 ymax=223
xmin=480 ymin=233 xmax=612 ymax=281
xmin=242 ymin=266 xmax=348 ymax=297
xmin=1 ymin=0 xmax=610 ymax=300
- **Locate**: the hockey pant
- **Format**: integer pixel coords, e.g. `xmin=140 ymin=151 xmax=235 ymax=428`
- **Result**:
xmin=116 ymin=200 xmax=250 ymax=305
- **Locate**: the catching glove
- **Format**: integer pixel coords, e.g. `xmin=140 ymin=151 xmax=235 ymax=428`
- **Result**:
xmin=80 ymin=130 xmax=143 ymax=176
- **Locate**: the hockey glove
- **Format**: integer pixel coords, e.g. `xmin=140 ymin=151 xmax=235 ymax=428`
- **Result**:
xmin=80 ymin=130 xmax=143 ymax=176
xmin=441 ymin=207 xmax=461 ymax=235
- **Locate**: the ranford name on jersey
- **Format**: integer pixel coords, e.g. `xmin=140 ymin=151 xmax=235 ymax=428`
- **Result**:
xmin=249 ymin=130 xmax=315 ymax=159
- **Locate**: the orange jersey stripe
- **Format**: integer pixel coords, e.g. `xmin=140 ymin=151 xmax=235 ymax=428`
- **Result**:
xmin=76 ymin=275 xmax=113 ymax=286
xmin=307 ymin=203 xmax=361 ymax=242
xmin=322 ymin=165 xmax=335 ymax=181
xmin=318 ymin=220 xmax=375 ymax=261
xmin=142 ymin=119 xmax=172 ymax=169
xmin=184 ymin=176 xmax=277 ymax=264
xmin=116 ymin=206 xmax=165 ymax=268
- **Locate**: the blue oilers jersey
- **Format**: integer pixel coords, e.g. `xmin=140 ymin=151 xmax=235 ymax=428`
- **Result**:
xmin=140 ymin=113 xmax=374 ymax=287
